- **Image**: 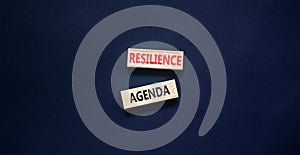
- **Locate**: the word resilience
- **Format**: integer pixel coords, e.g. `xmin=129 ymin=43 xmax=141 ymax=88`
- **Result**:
xmin=127 ymin=48 xmax=184 ymax=70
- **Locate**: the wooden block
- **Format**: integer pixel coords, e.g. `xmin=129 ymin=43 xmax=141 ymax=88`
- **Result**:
xmin=127 ymin=48 xmax=184 ymax=70
xmin=120 ymin=79 xmax=179 ymax=109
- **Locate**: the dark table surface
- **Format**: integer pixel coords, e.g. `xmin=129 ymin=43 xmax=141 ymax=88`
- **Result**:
xmin=2 ymin=0 xmax=300 ymax=154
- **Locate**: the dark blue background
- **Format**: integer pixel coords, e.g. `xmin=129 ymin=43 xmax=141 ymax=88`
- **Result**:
xmin=2 ymin=0 xmax=300 ymax=154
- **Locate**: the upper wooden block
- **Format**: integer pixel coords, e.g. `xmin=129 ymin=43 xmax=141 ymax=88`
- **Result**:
xmin=127 ymin=48 xmax=184 ymax=70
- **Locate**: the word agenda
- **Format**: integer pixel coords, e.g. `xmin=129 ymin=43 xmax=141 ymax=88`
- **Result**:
xmin=120 ymin=79 xmax=179 ymax=109
xmin=127 ymin=48 xmax=184 ymax=70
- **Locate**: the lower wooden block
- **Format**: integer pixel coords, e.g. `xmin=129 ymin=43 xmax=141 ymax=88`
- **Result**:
xmin=120 ymin=79 xmax=179 ymax=109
